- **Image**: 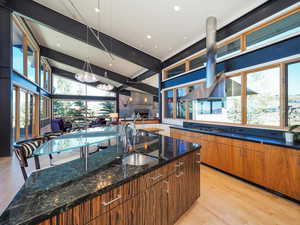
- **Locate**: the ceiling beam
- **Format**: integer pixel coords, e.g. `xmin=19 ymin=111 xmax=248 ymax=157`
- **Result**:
xmin=52 ymin=67 xmax=131 ymax=96
xmin=4 ymin=0 xmax=162 ymax=71
xmin=41 ymin=46 xmax=158 ymax=95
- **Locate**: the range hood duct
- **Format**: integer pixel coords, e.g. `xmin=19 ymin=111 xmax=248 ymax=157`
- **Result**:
xmin=181 ymin=17 xmax=225 ymax=101
xmin=206 ymin=16 xmax=217 ymax=89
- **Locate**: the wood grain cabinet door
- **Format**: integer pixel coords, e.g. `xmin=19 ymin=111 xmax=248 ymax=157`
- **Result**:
xmin=287 ymin=150 xmax=300 ymax=201
xmin=167 ymin=172 xmax=182 ymax=225
xmin=230 ymin=145 xmax=244 ymax=178
xmin=139 ymin=181 xmax=165 ymax=225
xmin=266 ymin=146 xmax=291 ymax=197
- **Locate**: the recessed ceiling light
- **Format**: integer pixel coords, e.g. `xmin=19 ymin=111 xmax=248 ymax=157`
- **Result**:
xmin=154 ymin=45 xmax=158 ymax=49
xmin=95 ymin=8 xmax=100 ymax=13
xmin=147 ymin=35 xmax=152 ymax=39
xmin=173 ymin=5 xmax=181 ymax=12
xmin=109 ymin=63 xmax=112 ymax=67
xmin=56 ymin=43 xmax=61 ymax=47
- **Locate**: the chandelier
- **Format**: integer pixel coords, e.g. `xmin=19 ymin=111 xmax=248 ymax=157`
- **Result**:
xmin=75 ymin=60 xmax=100 ymax=83
xmin=97 ymin=83 xmax=114 ymax=91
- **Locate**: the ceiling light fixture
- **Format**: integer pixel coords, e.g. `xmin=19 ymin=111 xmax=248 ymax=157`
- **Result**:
xmin=95 ymin=7 xmax=100 ymax=13
xmin=97 ymin=83 xmax=114 ymax=91
xmin=75 ymin=59 xmax=100 ymax=83
xmin=173 ymin=5 xmax=181 ymax=12
xmin=147 ymin=35 xmax=152 ymax=39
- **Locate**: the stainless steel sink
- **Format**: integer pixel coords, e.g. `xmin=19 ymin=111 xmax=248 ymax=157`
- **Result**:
xmin=122 ymin=153 xmax=158 ymax=166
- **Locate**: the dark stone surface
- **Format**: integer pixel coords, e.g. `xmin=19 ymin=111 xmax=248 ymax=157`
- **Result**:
xmin=171 ymin=122 xmax=300 ymax=150
xmin=0 ymin=130 xmax=199 ymax=225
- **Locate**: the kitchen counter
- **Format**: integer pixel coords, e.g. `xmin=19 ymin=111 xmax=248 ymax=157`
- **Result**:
xmin=0 ymin=128 xmax=200 ymax=225
xmin=171 ymin=125 xmax=300 ymax=150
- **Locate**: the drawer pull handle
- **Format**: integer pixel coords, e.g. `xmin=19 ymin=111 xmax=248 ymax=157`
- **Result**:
xmin=102 ymin=194 xmax=122 ymax=207
xmin=149 ymin=174 xmax=163 ymax=181
xmin=196 ymin=153 xmax=200 ymax=156
xmin=179 ymin=162 xmax=184 ymax=166
xmin=163 ymin=180 xmax=169 ymax=193
xmin=174 ymin=164 xmax=181 ymax=168
xmin=196 ymin=160 xmax=201 ymax=164
xmin=176 ymin=172 xmax=184 ymax=178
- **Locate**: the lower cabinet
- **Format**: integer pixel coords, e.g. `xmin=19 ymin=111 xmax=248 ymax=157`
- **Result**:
xmin=170 ymin=128 xmax=300 ymax=201
xmin=37 ymin=151 xmax=200 ymax=225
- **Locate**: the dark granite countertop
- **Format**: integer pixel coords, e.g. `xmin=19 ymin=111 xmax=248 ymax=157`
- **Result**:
xmin=170 ymin=125 xmax=300 ymax=150
xmin=0 ymin=130 xmax=200 ymax=225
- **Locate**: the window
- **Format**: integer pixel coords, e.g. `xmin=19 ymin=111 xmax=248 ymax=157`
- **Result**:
xmin=164 ymin=90 xmax=174 ymax=118
xmin=12 ymin=87 xmax=16 ymax=142
xmin=52 ymin=75 xmax=115 ymax=97
xmin=165 ymin=64 xmax=186 ymax=79
xmin=40 ymin=60 xmax=52 ymax=91
xmin=12 ymin=22 xmax=24 ymax=75
xmin=189 ymin=54 xmax=206 ymax=70
xmin=27 ymin=44 xmax=36 ymax=82
xmin=188 ymin=76 xmax=242 ymax=123
xmin=40 ymin=65 xmax=44 ymax=88
xmin=246 ymin=10 xmax=300 ymax=49
xmin=19 ymin=90 xmax=26 ymax=140
xmin=176 ymin=88 xmax=187 ymax=119
xmin=287 ymin=62 xmax=300 ymax=126
xmin=217 ymin=39 xmax=241 ymax=60
xmin=246 ymin=67 xmax=280 ymax=126
xmin=41 ymin=96 xmax=51 ymax=134
xmin=53 ymin=100 xmax=116 ymax=121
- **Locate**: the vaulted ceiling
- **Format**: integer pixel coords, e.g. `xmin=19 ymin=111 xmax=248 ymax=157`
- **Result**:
xmin=12 ymin=0 xmax=269 ymax=92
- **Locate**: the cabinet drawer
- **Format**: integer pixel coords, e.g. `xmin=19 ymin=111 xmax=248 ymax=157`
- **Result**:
xmin=90 ymin=185 xmax=123 ymax=220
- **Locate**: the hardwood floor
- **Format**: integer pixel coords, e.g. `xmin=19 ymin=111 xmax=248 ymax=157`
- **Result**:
xmin=1 ymin=150 xmax=300 ymax=224
xmin=176 ymin=165 xmax=300 ymax=225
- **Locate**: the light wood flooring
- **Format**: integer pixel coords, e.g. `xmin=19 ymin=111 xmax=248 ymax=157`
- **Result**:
xmin=1 ymin=151 xmax=300 ymax=224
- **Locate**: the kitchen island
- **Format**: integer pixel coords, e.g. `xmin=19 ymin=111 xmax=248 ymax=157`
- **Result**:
xmin=0 ymin=127 xmax=200 ymax=225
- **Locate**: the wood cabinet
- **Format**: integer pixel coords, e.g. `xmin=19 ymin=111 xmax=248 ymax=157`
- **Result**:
xmin=37 ymin=151 xmax=200 ymax=225
xmin=170 ymin=128 xmax=300 ymax=201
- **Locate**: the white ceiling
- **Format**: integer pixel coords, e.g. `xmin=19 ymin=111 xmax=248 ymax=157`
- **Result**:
xmin=33 ymin=0 xmax=268 ymax=60
xmin=27 ymin=20 xmax=144 ymax=78
xmin=143 ymin=74 xmax=158 ymax=88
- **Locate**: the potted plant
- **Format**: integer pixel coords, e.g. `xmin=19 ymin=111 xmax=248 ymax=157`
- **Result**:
xmin=285 ymin=125 xmax=300 ymax=144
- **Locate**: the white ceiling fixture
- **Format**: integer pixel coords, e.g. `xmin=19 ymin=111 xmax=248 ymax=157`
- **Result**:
xmin=95 ymin=7 xmax=100 ymax=13
xmin=96 ymin=83 xmax=114 ymax=91
xmin=173 ymin=5 xmax=181 ymax=12
xmin=147 ymin=35 xmax=152 ymax=39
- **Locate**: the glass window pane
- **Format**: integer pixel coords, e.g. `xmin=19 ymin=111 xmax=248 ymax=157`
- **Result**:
xmin=53 ymin=75 xmax=115 ymax=97
xmin=40 ymin=65 xmax=45 ymax=88
xmin=247 ymin=67 xmax=280 ymax=126
xmin=27 ymin=94 xmax=35 ymax=138
xmin=12 ymin=22 xmax=24 ymax=75
xmin=45 ymin=70 xmax=50 ymax=90
xmin=217 ymin=39 xmax=241 ymax=60
xmin=189 ymin=77 xmax=242 ymax=123
xmin=12 ymin=88 xmax=16 ymax=142
xmin=164 ymin=90 xmax=173 ymax=118
xmin=247 ymin=11 xmax=300 ymax=48
xmin=27 ymin=45 xmax=36 ymax=82
xmin=287 ymin=62 xmax=300 ymax=126
xmin=19 ymin=90 xmax=26 ymax=140
xmin=87 ymin=101 xmax=116 ymax=117
xmin=189 ymin=54 xmax=206 ymax=70
xmin=176 ymin=88 xmax=187 ymax=119
xmin=165 ymin=64 xmax=186 ymax=79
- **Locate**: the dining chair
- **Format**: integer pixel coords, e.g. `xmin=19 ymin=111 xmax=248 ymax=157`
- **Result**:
xmin=14 ymin=137 xmax=46 ymax=181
